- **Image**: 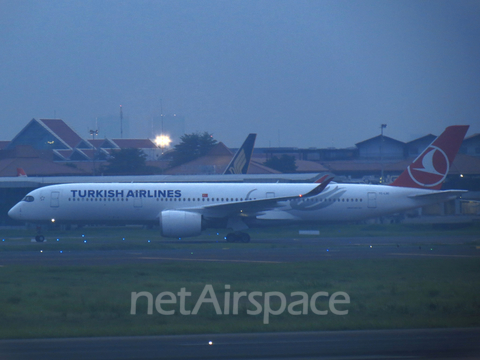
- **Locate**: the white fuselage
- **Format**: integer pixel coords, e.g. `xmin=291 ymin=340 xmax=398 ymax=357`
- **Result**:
xmin=8 ymin=182 xmax=445 ymax=227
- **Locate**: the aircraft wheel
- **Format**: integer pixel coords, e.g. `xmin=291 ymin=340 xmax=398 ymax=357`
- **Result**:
xmin=35 ymin=235 xmax=45 ymax=243
xmin=240 ymin=233 xmax=251 ymax=243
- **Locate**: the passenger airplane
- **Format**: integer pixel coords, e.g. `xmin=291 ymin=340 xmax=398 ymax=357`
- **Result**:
xmin=8 ymin=126 xmax=469 ymax=243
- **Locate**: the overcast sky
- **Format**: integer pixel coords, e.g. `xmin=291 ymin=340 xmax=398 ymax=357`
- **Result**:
xmin=1 ymin=0 xmax=479 ymax=148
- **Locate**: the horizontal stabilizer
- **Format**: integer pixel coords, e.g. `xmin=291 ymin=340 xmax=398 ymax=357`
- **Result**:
xmin=408 ymin=190 xmax=467 ymax=202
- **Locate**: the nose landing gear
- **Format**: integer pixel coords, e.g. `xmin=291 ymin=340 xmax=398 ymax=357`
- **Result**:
xmin=225 ymin=232 xmax=251 ymax=243
xmin=35 ymin=226 xmax=45 ymax=242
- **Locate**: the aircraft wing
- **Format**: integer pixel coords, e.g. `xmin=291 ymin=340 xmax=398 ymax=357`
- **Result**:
xmin=188 ymin=177 xmax=333 ymax=218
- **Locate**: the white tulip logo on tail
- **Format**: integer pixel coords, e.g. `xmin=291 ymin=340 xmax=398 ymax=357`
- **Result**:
xmin=407 ymin=146 xmax=449 ymax=187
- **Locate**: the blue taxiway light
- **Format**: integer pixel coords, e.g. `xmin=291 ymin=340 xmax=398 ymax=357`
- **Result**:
xmin=83 ymin=240 xmax=87 ymax=243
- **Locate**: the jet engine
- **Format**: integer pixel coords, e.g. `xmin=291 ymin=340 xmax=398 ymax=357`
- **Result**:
xmin=160 ymin=210 xmax=202 ymax=238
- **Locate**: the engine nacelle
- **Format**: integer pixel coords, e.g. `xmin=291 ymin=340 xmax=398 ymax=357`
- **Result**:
xmin=160 ymin=210 xmax=202 ymax=238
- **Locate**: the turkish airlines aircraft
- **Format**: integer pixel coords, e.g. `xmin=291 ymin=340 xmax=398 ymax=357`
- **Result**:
xmin=8 ymin=126 xmax=468 ymax=243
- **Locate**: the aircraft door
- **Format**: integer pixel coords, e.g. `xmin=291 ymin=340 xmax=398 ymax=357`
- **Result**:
xmin=50 ymin=191 xmax=60 ymax=208
xmin=367 ymin=192 xmax=377 ymax=208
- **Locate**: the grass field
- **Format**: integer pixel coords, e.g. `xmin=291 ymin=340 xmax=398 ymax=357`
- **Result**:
xmin=0 ymin=224 xmax=479 ymax=339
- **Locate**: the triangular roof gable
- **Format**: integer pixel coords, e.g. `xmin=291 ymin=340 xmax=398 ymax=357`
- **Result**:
xmin=206 ymin=142 xmax=233 ymax=157
xmin=70 ymin=149 xmax=91 ymax=161
xmin=406 ymin=134 xmax=436 ymax=146
xmin=40 ymin=119 xmax=92 ymax=149
xmin=88 ymin=139 xmax=106 ymax=149
xmin=93 ymin=139 xmax=119 ymax=149
xmin=53 ymin=150 xmax=73 ymax=161
xmin=355 ymin=135 xmax=405 ymax=147
xmin=76 ymin=139 xmax=94 ymax=149
xmin=6 ymin=118 xmax=71 ymax=150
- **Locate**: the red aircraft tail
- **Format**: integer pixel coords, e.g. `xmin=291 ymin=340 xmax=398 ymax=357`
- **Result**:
xmin=390 ymin=125 xmax=469 ymax=190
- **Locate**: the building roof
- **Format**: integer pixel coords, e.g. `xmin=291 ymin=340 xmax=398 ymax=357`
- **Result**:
xmin=246 ymin=161 xmax=281 ymax=174
xmin=39 ymin=119 xmax=92 ymax=149
xmin=164 ymin=142 xmax=235 ymax=175
xmin=88 ymin=139 xmax=105 ymax=148
xmin=0 ymin=141 xmax=10 ymax=150
xmin=448 ymin=153 xmax=480 ymax=175
xmin=164 ymin=142 xmax=280 ymax=175
xmin=355 ymin=135 xmax=405 ymax=147
xmin=464 ymin=133 xmax=480 ymax=141
xmin=405 ymin=134 xmax=436 ymax=146
xmin=0 ymin=156 xmax=87 ymax=177
xmin=294 ymin=160 xmax=329 ymax=173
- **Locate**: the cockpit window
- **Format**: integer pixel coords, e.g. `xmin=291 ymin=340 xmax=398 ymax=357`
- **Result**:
xmin=23 ymin=195 xmax=35 ymax=202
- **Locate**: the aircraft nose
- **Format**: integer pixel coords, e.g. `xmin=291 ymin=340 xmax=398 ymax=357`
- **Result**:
xmin=8 ymin=204 xmax=22 ymax=220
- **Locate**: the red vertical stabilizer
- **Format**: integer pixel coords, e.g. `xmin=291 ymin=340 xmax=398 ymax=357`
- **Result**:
xmin=390 ymin=125 xmax=469 ymax=190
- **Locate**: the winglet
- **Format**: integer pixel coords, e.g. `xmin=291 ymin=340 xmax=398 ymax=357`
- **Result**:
xmin=17 ymin=168 xmax=27 ymax=177
xmin=302 ymin=176 xmax=334 ymax=197
xmin=223 ymin=134 xmax=257 ymax=175
xmin=390 ymin=125 xmax=469 ymax=190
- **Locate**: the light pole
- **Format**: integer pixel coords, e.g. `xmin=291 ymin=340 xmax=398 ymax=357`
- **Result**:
xmin=89 ymin=129 xmax=98 ymax=140
xmin=380 ymin=124 xmax=387 ymax=183
xmin=89 ymin=129 xmax=99 ymax=176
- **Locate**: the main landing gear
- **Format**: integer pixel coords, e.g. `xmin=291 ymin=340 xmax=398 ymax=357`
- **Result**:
xmin=225 ymin=232 xmax=251 ymax=243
